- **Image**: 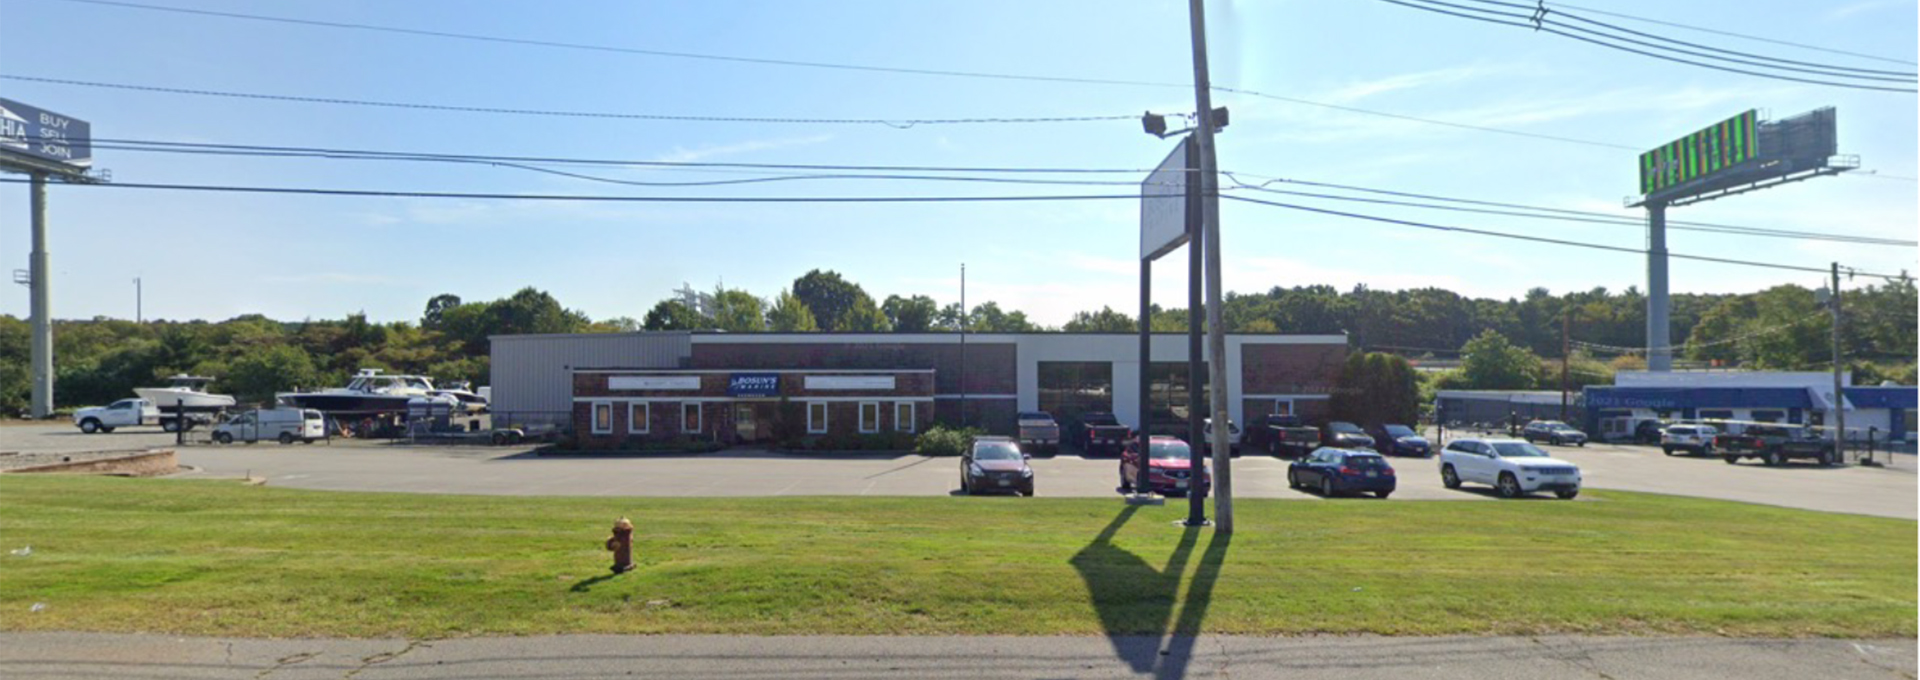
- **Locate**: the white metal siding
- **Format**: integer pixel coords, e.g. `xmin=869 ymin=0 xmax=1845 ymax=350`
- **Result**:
xmin=490 ymin=333 xmax=691 ymax=415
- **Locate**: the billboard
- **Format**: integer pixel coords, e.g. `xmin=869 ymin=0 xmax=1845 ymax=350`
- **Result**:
xmin=1140 ymin=138 xmax=1192 ymax=261
xmin=0 ymin=97 xmax=92 ymax=171
xmin=1639 ymin=110 xmax=1757 ymax=197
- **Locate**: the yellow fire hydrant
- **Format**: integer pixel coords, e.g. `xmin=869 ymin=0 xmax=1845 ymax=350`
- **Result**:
xmin=605 ymin=517 xmax=636 ymax=574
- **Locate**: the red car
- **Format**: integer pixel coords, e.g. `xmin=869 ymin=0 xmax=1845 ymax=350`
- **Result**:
xmin=1118 ymin=436 xmax=1211 ymax=497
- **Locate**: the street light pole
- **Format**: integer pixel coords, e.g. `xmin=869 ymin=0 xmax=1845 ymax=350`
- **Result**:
xmin=1187 ymin=0 xmax=1232 ymax=534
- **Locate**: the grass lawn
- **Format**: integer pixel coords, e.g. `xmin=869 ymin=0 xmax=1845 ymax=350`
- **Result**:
xmin=0 ymin=475 xmax=1911 ymax=638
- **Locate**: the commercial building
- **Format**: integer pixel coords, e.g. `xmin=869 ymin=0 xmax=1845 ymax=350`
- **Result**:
xmin=1433 ymin=390 xmax=1582 ymax=429
xmin=1582 ymin=371 xmax=1917 ymax=444
xmin=491 ymin=331 xmax=1348 ymax=449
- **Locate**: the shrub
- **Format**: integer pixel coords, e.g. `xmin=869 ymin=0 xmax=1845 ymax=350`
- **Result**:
xmin=915 ymin=425 xmax=985 ymax=456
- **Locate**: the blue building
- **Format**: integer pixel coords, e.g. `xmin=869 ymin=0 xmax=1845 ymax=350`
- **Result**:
xmin=1583 ymin=372 xmax=1916 ymax=445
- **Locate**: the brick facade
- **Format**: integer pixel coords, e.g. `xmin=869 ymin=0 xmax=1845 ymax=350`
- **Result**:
xmin=571 ymin=370 xmax=934 ymax=450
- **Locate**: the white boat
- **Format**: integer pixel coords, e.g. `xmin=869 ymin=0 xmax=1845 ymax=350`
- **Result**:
xmin=133 ymin=375 xmax=237 ymax=412
xmin=278 ymin=369 xmax=453 ymax=415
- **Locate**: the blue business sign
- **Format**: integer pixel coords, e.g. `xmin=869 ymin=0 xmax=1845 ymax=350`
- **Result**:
xmin=0 ymin=97 xmax=92 ymax=170
xmin=727 ymin=373 xmax=780 ymax=397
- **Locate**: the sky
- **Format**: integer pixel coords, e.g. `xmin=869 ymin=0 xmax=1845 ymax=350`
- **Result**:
xmin=0 ymin=0 xmax=1914 ymax=328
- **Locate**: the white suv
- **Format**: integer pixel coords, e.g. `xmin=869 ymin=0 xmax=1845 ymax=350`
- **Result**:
xmin=1439 ymin=438 xmax=1582 ymax=499
xmin=1660 ymin=424 xmax=1718 ymax=456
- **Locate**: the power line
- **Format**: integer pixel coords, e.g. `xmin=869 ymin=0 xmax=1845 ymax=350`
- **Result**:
xmin=0 ymin=176 xmax=1150 ymax=204
xmin=1221 ymin=172 xmax=1918 ymax=247
xmin=1221 ymin=193 xmax=1909 ymax=281
xmin=1454 ymin=0 xmax=1916 ymax=78
xmin=1378 ymin=0 xmax=1918 ymax=93
xmin=1551 ymin=2 xmax=1918 ymax=67
xmin=0 ymin=75 xmax=1137 ymax=127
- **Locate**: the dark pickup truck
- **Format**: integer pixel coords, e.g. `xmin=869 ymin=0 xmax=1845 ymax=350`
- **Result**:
xmin=1715 ymin=424 xmax=1838 ymax=467
xmin=1248 ymin=414 xmax=1322 ymax=458
xmin=1077 ymin=412 xmax=1133 ymax=456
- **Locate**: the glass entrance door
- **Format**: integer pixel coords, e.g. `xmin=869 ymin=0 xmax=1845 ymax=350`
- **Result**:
xmin=735 ymin=403 xmax=757 ymax=442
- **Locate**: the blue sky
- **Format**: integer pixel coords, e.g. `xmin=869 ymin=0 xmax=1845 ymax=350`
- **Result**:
xmin=1 ymin=0 xmax=1914 ymax=327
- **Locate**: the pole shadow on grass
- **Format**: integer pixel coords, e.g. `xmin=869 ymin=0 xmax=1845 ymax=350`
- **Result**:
xmin=569 ymin=573 xmax=620 ymax=592
xmin=1069 ymin=505 xmax=1232 ymax=679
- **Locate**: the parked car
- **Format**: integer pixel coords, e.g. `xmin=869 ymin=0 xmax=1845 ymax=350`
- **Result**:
xmin=1521 ymin=420 xmax=1588 ymax=446
xmin=1118 ymin=436 xmax=1211 ymax=497
xmin=1322 ymin=421 xmax=1375 ymax=450
xmin=1633 ymin=419 xmax=1668 ymax=445
xmin=1016 ymin=411 xmax=1060 ymax=454
xmin=1661 ymin=424 xmax=1718 ymax=456
xmin=960 ymin=436 xmax=1034 ymax=496
xmin=72 ymin=398 xmax=212 ymax=434
xmin=1201 ymin=417 xmax=1241 ymax=457
xmin=1250 ymin=413 xmax=1321 ymax=458
xmin=1077 ymin=412 xmax=1133 ymax=456
xmin=1370 ymin=423 xmax=1431 ymax=457
xmin=1288 ymin=447 xmax=1396 ymax=498
xmin=1438 ymin=437 xmax=1582 ymax=499
xmin=1714 ymin=424 xmax=1837 ymax=467
xmin=212 ymin=408 xmax=325 ymax=445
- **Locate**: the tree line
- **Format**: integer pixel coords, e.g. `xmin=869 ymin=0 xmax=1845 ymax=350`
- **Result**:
xmin=2 ymin=271 xmax=1910 ymax=414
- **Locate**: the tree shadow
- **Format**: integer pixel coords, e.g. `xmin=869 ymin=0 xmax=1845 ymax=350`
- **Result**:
xmin=1069 ymin=505 xmax=1231 ymax=679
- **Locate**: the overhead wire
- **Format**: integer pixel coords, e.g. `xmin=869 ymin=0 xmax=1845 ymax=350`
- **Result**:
xmin=1549 ymin=2 xmax=1918 ymax=67
xmin=1377 ymin=0 xmax=1918 ymax=93
xmin=0 ymin=176 xmax=1151 ymax=204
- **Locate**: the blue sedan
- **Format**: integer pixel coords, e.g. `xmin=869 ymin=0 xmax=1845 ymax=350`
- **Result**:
xmin=1288 ymin=447 xmax=1397 ymax=498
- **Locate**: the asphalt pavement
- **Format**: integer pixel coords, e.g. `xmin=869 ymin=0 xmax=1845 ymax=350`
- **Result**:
xmin=3 ymin=424 xmax=1914 ymax=518
xmin=2 ymin=632 xmax=1913 ymax=679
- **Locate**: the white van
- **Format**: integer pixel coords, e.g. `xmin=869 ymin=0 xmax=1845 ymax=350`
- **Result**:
xmin=213 ymin=408 xmax=325 ymax=445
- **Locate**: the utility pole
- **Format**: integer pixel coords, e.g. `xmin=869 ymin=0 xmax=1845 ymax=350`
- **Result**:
xmin=29 ymin=172 xmax=53 ymax=419
xmin=1187 ymin=0 xmax=1232 ymax=534
xmin=1829 ymin=262 xmax=1845 ymax=460
xmin=959 ymin=263 xmax=967 ymax=428
xmin=1560 ymin=310 xmax=1571 ymax=422
xmin=134 ymin=277 xmax=142 ymax=324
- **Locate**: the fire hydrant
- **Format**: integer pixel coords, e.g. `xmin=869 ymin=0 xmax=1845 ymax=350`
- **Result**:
xmin=605 ymin=517 xmax=636 ymax=574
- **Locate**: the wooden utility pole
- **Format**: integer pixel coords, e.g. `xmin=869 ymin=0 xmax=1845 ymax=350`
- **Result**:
xmin=1187 ymin=0 xmax=1232 ymax=534
xmin=1560 ymin=311 xmax=1571 ymax=422
xmin=1830 ymin=263 xmax=1845 ymax=460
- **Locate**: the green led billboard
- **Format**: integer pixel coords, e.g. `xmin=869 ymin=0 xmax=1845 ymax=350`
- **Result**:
xmin=1639 ymin=110 xmax=1759 ymax=196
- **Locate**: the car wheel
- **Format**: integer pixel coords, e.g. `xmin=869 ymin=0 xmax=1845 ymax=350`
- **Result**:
xmin=1117 ymin=469 xmax=1132 ymax=494
xmin=79 ymin=418 xmax=100 ymax=434
xmin=1320 ymin=477 xmax=1336 ymax=498
xmin=1662 ymin=446 xmax=1675 ymax=456
xmin=100 ymin=426 xmax=114 ymax=433
xmin=1556 ymin=489 xmax=1579 ymax=500
xmin=1441 ymin=464 xmax=1461 ymax=489
xmin=215 ymin=432 xmax=233 ymax=445
xmin=1576 ymin=441 xmax=1585 ymax=447
xmin=278 ymin=432 xmax=295 ymax=445
xmin=161 ymin=420 xmax=178 ymax=433
xmin=1496 ymin=473 xmax=1521 ymax=498
xmin=1020 ymin=483 xmax=1034 ymax=497
xmin=1818 ymin=450 xmax=1835 ymax=467
xmin=1722 ymin=454 xmax=1739 ymax=465
xmin=1374 ymin=490 xmax=1392 ymax=499
xmin=1287 ymin=469 xmax=1301 ymax=488
xmin=1763 ymin=449 xmax=1784 ymax=467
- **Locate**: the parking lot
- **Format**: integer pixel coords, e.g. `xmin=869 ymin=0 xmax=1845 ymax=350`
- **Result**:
xmin=2 ymin=423 xmax=1913 ymax=519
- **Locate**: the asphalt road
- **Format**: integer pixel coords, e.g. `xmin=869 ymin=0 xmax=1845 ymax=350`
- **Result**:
xmin=2 ymin=632 xmax=1913 ymax=679
xmin=3 ymin=424 xmax=1914 ymax=518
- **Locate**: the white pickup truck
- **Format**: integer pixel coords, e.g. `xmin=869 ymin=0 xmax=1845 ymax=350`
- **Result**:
xmin=73 ymin=398 xmax=210 ymax=433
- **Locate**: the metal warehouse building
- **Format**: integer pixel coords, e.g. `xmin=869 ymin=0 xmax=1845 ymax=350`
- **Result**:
xmin=490 ymin=331 xmax=1347 ymax=448
xmin=1583 ymin=371 xmax=1917 ymax=444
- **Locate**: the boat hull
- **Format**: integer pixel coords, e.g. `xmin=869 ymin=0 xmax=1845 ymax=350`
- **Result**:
xmin=276 ymin=392 xmax=417 ymax=415
xmin=133 ymin=388 xmax=236 ymax=411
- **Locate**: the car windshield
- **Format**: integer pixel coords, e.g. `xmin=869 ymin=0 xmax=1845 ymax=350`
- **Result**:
xmin=1490 ymin=441 xmax=1550 ymax=457
xmin=973 ymin=443 xmax=1022 ymax=460
xmin=1330 ymin=422 xmax=1363 ymax=434
xmin=1383 ymin=425 xmax=1416 ymax=437
xmin=1148 ymin=441 xmax=1190 ymax=460
xmin=1548 ymin=423 xmax=1575 ymax=431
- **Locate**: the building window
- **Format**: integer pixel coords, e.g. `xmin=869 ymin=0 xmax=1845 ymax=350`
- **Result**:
xmin=1038 ymin=361 xmax=1113 ymax=433
xmin=1273 ymin=399 xmax=1295 ymax=416
xmin=1752 ymin=410 xmax=1785 ymax=423
xmin=807 ymin=402 xmax=829 ymax=434
xmin=1904 ymin=409 xmax=1916 ymax=441
xmin=683 ymin=403 xmax=702 ymax=434
xmin=1147 ymin=362 xmax=1210 ymax=435
xmin=859 ymin=401 xmax=880 ymax=433
xmin=1698 ymin=409 xmax=1733 ymax=424
xmin=628 ymin=402 xmax=650 ymax=434
xmin=591 ymin=402 xmax=612 ymax=434
xmin=895 ymin=402 xmax=916 ymax=433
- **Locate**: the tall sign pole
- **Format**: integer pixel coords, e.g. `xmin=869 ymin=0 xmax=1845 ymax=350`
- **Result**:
xmin=29 ymin=172 xmax=52 ymax=418
xmin=959 ymin=263 xmax=967 ymax=427
xmin=1645 ymin=202 xmax=1671 ymax=371
xmin=1560 ymin=310 xmax=1571 ymax=422
xmin=1185 ymin=140 xmax=1207 ymax=526
xmin=1187 ymin=0 xmax=1232 ymax=534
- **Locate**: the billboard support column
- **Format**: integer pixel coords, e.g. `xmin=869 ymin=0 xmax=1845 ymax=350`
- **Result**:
xmin=1138 ymin=258 xmax=1153 ymax=498
xmin=1645 ymin=201 xmax=1671 ymax=372
xmin=1185 ymin=140 xmax=1207 ymax=527
xmin=29 ymin=172 xmax=53 ymax=418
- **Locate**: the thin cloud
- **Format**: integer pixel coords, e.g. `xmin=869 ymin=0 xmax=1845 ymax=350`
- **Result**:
xmin=653 ymin=134 xmax=836 ymax=163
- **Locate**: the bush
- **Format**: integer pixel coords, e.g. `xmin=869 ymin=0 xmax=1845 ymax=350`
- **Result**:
xmin=915 ymin=425 xmax=985 ymax=456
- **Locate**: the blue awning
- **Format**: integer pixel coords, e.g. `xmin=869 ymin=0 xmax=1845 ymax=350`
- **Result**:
xmin=1845 ymin=386 xmax=1919 ymax=410
xmin=1583 ymin=387 xmax=1814 ymax=410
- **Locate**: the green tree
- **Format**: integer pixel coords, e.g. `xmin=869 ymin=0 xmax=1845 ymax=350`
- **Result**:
xmin=838 ymin=295 xmax=893 ymax=332
xmin=225 ymin=344 xmax=319 ymax=404
xmin=968 ymin=302 xmax=1041 ymax=332
xmin=1063 ymin=306 xmax=1135 ymax=333
xmin=710 ymin=287 xmax=767 ymax=332
xmin=882 ymin=295 xmax=939 ymax=332
xmin=1329 ymin=352 xmax=1417 ymax=426
xmin=767 ymin=289 xmax=819 ymax=331
xmin=792 ymin=269 xmax=865 ymax=332
xmin=1459 ymin=329 xmax=1543 ymax=390
xmin=421 ymin=293 xmax=462 ymax=330
xmin=643 ymin=300 xmax=705 ymax=331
